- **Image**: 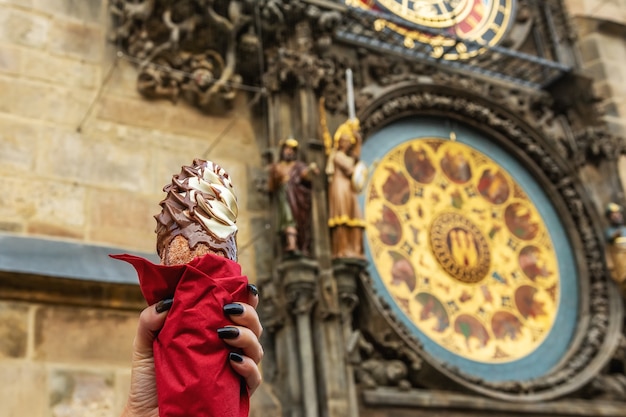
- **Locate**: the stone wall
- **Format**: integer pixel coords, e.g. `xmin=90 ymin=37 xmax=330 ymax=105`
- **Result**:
xmin=0 ymin=0 xmax=266 ymax=263
xmin=0 ymin=299 xmax=138 ymax=417
xmin=0 ymin=1 xmax=269 ymax=416
xmin=566 ymin=0 xmax=626 ymax=137
xmin=565 ymin=0 xmax=626 ymax=191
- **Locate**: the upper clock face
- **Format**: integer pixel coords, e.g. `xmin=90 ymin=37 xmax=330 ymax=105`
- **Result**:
xmin=359 ymin=0 xmax=516 ymax=59
xmin=360 ymin=118 xmax=579 ymax=382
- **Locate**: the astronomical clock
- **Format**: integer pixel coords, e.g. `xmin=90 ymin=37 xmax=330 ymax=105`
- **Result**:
xmin=357 ymin=115 xmax=612 ymax=399
xmin=351 ymin=0 xmax=516 ymax=59
xmin=109 ymin=0 xmax=625 ymax=413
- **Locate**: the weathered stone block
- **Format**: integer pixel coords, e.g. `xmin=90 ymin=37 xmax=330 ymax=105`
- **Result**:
xmin=0 ymin=302 xmax=30 ymax=358
xmin=34 ymin=181 xmax=86 ymax=227
xmin=34 ymin=306 xmax=137 ymax=365
xmin=37 ymin=128 xmax=91 ymax=182
xmin=37 ymin=128 xmax=153 ymax=192
xmin=0 ymin=362 xmax=47 ymax=416
xmin=165 ymin=103 xmax=239 ymax=139
xmin=27 ymin=221 xmax=84 ymax=240
xmin=97 ymin=95 xmax=177 ymax=131
xmin=88 ymin=189 xmax=156 ymax=251
xmin=0 ymin=220 xmax=23 ymax=233
xmin=45 ymin=87 xmax=94 ymax=126
xmin=47 ymin=18 xmax=103 ymax=62
xmin=0 ymin=115 xmax=40 ymax=172
xmin=49 ymin=368 xmax=115 ymax=417
xmin=0 ymin=43 xmax=21 ymax=75
xmin=33 ymin=0 xmax=104 ymax=24
xmin=0 ymin=176 xmax=83 ymax=231
xmin=0 ymin=6 xmax=51 ymax=48
xmin=578 ymin=34 xmax=602 ymax=63
xmin=22 ymin=48 xmax=100 ymax=89
xmin=104 ymin=60 xmax=144 ymax=99
xmin=0 ymin=78 xmax=92 ymax=125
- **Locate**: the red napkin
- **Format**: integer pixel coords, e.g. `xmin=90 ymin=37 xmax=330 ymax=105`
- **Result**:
xmin=111 ymin=253 xmax=250 ymax=417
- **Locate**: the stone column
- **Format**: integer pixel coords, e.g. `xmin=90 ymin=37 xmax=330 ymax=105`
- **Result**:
xmin=333 ymin=258 xmax=368 ymax=417
xmin=279 ymin=258 xmax=319 ymax=417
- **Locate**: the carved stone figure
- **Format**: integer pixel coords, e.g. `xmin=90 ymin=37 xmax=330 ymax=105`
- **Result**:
xmin=605 ymin=203 xmax=626 ymax=287
xmin=326 ymin=119 xmax=366 ymax=259
xmin=356 ymin=358 xmax=411 ymax=390
xmin=267 ymin=138 xmax=319 ymax=257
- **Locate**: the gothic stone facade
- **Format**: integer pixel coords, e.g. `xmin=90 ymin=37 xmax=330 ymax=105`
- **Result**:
xmin=1 ymin=1 xmax=626 ymax=417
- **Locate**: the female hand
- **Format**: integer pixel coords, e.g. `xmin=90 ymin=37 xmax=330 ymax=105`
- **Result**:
xmin=120 ymin=285 xmax=262 ymax=417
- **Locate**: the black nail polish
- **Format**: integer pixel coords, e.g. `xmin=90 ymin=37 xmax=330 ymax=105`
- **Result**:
xmin=229 ymin=352 xmax=244 ymax=363
xmin=247 ymin=284 xmax=259 ymax=296
xmin=155 ymin=298 xmax=173 ymax=313
xmin=218 ymin=327 xmax=240 ymax=339
xmin=224 ymin=303 xmax=244 ymax=316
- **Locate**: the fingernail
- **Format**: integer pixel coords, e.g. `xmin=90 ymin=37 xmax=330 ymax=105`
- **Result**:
xmin=229 ymin=352 xmax=244 ymax=363
xmin=218 ymin=327 xmax=240 ymax=339
xmin=247 ymin=284 xmax=259 ymax=296
xmin=155 ymin=298 xmax=173 ymax=313
xmin=224 ymin=303 xmax=244 ymax=315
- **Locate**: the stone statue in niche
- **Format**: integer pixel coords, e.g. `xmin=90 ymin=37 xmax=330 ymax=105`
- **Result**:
xmin=267 ymin=138 xmax=319 ymax=258
xmin=605 ymin=203 xmax=626 ymax=289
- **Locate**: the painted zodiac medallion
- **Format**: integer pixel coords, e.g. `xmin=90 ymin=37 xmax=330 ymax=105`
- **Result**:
xmin=364 ymin=138 xmax=559 ymax=364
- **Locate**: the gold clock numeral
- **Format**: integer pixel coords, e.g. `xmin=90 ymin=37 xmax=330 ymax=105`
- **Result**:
xmin=431 ymin=46 xmax=445 ymax=59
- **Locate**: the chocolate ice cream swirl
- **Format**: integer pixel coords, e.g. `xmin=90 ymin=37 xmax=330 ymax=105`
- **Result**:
xmin=155 ymin=159 xmax=239 ymax=261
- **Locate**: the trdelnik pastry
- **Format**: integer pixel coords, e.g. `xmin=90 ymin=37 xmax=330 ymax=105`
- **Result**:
xmin=112 ymin=159 xmax=250 ymax=417
xmin=156 ymin=159 xmax=239 ymax=265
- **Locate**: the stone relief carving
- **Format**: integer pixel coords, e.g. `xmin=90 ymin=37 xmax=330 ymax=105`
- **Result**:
xmin=569 ymin=127 xmax=626 ymax=166
xmin=349 ymin=326 xmax=423 ymax=391
xmin=110 ymin=0 xmax=261 ymax=112
xmin=583 ymin=333 xmax=626 ymax=400
xmin=110 ymin=0 xmax=344 ymax=113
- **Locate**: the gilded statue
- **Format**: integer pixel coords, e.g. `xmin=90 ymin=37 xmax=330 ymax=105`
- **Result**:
xmin=324 ymin=118 xmax=367 ymax=259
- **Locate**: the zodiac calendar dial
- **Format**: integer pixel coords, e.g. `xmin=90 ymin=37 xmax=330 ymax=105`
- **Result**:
xmin=353 ymin=0 xmax=516 ymax=59
xmin=364 ymin=138 xmax=559 ymax=364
